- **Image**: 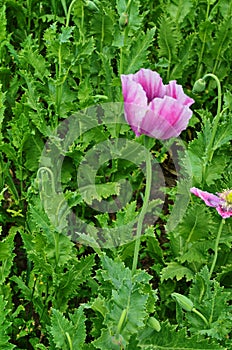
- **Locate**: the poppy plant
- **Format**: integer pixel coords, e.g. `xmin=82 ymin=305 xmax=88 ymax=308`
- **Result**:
xmin=190 ymin=187 xmax=232 ymax=219
xmin=121 ymin=68 xmax=194 ymax=140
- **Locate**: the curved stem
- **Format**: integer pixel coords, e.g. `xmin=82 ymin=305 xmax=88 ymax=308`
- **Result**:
xmin=65 ymin=332 xmax=73 ymax=350
xmin=192 ymin=308 xmax=209 ymax=327
xmin=132 ymin=138 xmax=152 ymax=274
xmin=209 ymin=218 xmax=225 ymax=279
xmin=203 ymin=73 xmax=222 ymax=161
xmin=201 ymin=73 xmax=222 ymax=182
xmin=66 ymin=0 xmax=77 ymax=27
xmin=37 ymin=167 xmax=56 ymax=194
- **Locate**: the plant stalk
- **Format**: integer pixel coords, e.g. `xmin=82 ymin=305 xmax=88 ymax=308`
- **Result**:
xmin=203 ymin=74 xmax=222 ymax=162
xmin=209 ymin=218 xmax=225 ymax=279
xmin=132 ymin=138 xmax=152 ymax=274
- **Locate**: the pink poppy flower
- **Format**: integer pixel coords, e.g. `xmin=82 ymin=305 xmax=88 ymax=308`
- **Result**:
xmin=121 ymin=68 xmax=194 ymax=140
xmin=190 ymin=187 xmax=232 ymax=219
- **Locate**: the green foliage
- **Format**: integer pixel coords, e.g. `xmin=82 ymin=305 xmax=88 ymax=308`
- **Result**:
xmin=48 ymin=306 xmax=86 ymax=349
xmin=0 ymin=228 xmax=16 ymax=284
xmin=155 ymin=0 xmax=232 ymax=86
xmin=0 ymin=296 xmax=15 ymax=349
xmin=137 ymin=320 xmax=225 ymax=349
xmin=90 ymin=255 xmax=159 ymax=348
xmin=171 ymin=267 xmax=232 ymax=347
xmin=161 ymin=262 xmax=194 ymax=283
xmin=0 ymin=0 xmax=232 ymax=348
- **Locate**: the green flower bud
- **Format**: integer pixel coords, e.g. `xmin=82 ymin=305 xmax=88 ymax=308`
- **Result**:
xmin=119 ymin=13 xmax=128 ymax=28
xmin=192 ymin=78 xmax=206 ymax=94
xmin=117 ymin=308 xmax=127 ymax=334
xmin=147 ymin=317 xmax=161 ymax=332
xmin=85 ymin=0 xmax=99 ymax=12
xmin=171 ymin=292 xmax=194 ymax=312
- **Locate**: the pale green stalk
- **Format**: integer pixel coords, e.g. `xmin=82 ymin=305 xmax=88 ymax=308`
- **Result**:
xmin=196 ymin=0 xmax=211 ymax=79
xmin=132 ymin=139 xmax=152 ymax=274
xmin=209 ymin=218 xmax=225 ymax=279
xmin=203 ymin=74 xmax=222 ymax=162
xmin=66 ymin=0 xmax=77 ymax=27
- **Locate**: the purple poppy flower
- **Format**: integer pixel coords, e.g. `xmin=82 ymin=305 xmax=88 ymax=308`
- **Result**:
xmin=121 ymin=68 xmax=194 ymax=140
xmin=190 ymin=187 xmax=232 ymax=219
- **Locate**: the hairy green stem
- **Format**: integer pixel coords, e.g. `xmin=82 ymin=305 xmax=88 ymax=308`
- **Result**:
xmin=132 ymin=138 xmax=152 ymax=274
xmin=27 ymin=0 xmax=32 ymax=31
xmin=119 ymin=0 xmax=132 ymax=75
xmin=209 ymin=218 xmax=225 ymax=279
xmin=196 ymin=0 xmax=211 ymax=79
xmin=55 ymin=45 xmax=63 ymax=119
xmin=66 ymin=0 xmax=77 ymax=27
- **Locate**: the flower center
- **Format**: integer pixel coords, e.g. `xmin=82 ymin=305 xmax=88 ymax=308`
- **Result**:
xmin=219 ymin=189 xmax=232 ymax=211
xmin=225 ymin=191 xmax=232 ymax=204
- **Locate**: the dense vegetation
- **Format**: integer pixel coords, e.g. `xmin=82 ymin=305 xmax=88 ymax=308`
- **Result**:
xmin=0 ymin=0 xmax=232 ymax=349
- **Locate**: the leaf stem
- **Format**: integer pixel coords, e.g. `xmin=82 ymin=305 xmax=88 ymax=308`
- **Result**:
xmin=209 ymin=218 xmax=225 ymax=279
xmin=132 ymin=137 xmax=152 ymax=274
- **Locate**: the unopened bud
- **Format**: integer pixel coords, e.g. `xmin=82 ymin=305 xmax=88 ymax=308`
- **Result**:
xmin=119 ymin=13 xmax=128 ymax=28
xmin=171 ymin=292 xmax=194 ymax=312
xmin=147 ymin=317 xmax=161 ymax=332
xmin=192 ymin=78 xmax=206 ymax=94
xmin=85 ymin=0 xmax=99 ymax=11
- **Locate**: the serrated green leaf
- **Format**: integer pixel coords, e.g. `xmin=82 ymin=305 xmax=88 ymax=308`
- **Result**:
xmin=48 ymin=306 xmax=86 ymax=350
xmin=19 ymin=35 xmax=50 ymax=81
xmin=211 ymin=16 xmax=232 ymax=73
xmin=178 ymin=241 xmax=213 ymax=264
xmin=0 ymin=296 xmax=15 ymax=349
xmin=213 ymin=121 xmax=232 ymax=149
xmin=93 ymin=328 xmax=122 ymax=350
xmin=158 ymin=16 xmax=181 ymax=61
xmin=166 ymin=0 xmax=193 ymax=24
xmin=187 ymin=266 xmax=232 ymax=340
xmin=205 ymin=161 xmax=228 ymax=186
xmin=23 ymin=134 xmax=44 ymax=171
xmin=95 ymin=256 xmax=151 ymax=345
xmin=177 ymin=204 xmax=213 ymax=243
xmin=54 ymin=254 xmax=95 ymax=311
xmin=138 ymin=320 xmax=224 ymax=349
xmin=0 ymin=227 xmax=16 ymax=284
xmin=161 ymin=262 xmax=194 ymax=283
xmin=124 ymin=28 xmax=156 ymax=74
xmin=59 ymin=27 xmax=74 ymax=43
xmin=79 ymin=182 xmax=121 ymax=205
xmin=100 ymin=255 xmax=131 ymax=289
